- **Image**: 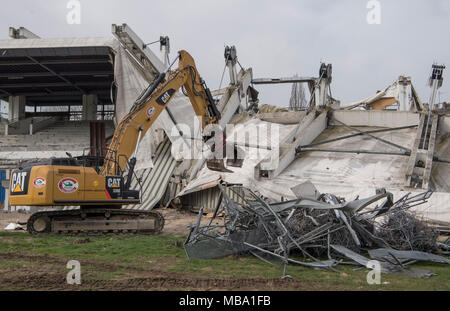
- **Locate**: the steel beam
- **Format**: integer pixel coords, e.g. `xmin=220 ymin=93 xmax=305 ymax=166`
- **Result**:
xmin=297 ymin=147 xmax=410 ymax=157
xmin=0 ymin=71 xmax=113 ymax=78
xmin=26 ymin=95 xmax=82 ymax=102
xmin=5 ymin=90 xmax=109 ymax=97
xmin=27 ymin=101 xmax=81 ymax=107
xmin=301 ymin=125 xmax=418 ymax=148
xmin=296 ymin=146 xmax=450 ymax=165
xmin=0 ymin=81 xmax=110 ymax=88
xmin=112 ymin=23 xmax=165 ymax=79
xmin=0 ymin=59 xmax=111 ymax=66
xmin=332 ymin=118 xmax=411 ymax=153
xmin=0 ymin=88 xmax=11 ymax=96
xmin=252 ymin=77 xmax=316 ymax=84
xmin=26 ymin=56 xmax=87 ymax=94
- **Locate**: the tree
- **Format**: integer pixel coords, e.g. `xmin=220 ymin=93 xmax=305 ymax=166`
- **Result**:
xmin=289 ymin=74 xmax=308 ymax=110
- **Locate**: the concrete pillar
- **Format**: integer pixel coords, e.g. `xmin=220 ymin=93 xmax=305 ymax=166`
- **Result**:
xmin=314 ymin=79 xmax=328 ymax=107
xmin=82 ymin=94 xmax=98 ymax=121
xmin=227 ymin=62 xmax=238 ymax=85
xmin=397 ymin=77 xmax=412 ymax=111
xmin=8 ymin=95 xmax=26 ymax=122
xmin=161 ymin=44 xmax=169 ymax=67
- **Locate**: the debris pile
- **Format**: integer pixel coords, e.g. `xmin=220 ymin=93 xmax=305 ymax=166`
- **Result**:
xmin=4 ymin=223 xmax=25 ymax=231
xmin=377 ymin=209 xmax=439 ymax=253
xmin=184 ymin=182 xmax=449 ymax=277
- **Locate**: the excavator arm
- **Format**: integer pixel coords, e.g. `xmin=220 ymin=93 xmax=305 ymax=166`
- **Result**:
xmin=101 ymin=50 xmax=226 ymax=178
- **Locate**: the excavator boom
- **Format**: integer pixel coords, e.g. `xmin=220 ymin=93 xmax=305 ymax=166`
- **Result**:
xmin=102 ymin=50 xmax=228 ymax=177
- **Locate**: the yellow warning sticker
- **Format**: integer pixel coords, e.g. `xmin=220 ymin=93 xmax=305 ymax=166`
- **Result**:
xmin=13 ymin=184 xmax=22 ymax=192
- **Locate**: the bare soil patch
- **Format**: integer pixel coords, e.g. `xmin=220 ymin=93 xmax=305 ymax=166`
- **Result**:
xmin=0 ymin=252 xmax=336 ymax=291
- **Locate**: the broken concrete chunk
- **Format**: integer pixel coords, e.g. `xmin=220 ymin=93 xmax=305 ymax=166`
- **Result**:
xmin=4 ymin=223 xmax=24 ymax=231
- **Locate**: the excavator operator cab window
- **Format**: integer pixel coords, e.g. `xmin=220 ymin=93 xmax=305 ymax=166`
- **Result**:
xmin=50 ymin=158 xmax=80 ymax=167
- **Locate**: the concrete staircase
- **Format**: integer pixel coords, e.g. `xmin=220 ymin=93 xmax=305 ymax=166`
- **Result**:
xmin=405 ymin=113 xmax=439 ymax=189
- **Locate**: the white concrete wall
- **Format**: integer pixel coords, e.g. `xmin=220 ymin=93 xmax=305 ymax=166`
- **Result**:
xmin=332 ymin=110 xmax=420 ymax=127
xmin=439 ymin=115 xmax=450 ymax=134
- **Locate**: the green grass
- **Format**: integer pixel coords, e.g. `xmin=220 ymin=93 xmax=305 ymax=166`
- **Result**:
xmin=0 ymin=231 xmax=449 ymax=290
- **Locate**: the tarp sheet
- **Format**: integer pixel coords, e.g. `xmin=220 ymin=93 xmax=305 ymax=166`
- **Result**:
xmin=113 ymin=45 xmax=199 ymax=170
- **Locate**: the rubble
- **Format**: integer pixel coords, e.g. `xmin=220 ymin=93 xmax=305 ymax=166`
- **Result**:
xmin=184 ymin=182 xmax=449 ymax=278
xmin=4 ymin=222 xmax=24 ymax=231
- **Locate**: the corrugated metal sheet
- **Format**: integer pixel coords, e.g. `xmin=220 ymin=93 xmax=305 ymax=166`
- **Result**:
xmin=126 ymin=137 xmax=177 ymax=210
xmin=180 ymin=185 xmax=245 ymax=213
xmin=161 ymin=179 xmax=183 ymax=207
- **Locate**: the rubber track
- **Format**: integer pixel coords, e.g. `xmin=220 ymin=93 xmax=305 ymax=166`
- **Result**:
xmin=26 ymin=208 xmax=165 ymax=235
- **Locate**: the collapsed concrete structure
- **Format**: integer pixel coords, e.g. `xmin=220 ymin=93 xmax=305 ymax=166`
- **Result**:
xmin=174 ymin=66 xmax=450 ymax=227
xmin=0 ymin=25 xmax=448 ymax=232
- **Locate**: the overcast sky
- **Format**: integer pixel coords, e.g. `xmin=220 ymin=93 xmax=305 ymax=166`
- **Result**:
xmin=0 ymin=0 xmax=449 ymax=107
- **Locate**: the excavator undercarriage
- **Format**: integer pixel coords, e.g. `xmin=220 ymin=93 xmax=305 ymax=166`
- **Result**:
xmin=27 ymin=208 xmax=164 ymax=235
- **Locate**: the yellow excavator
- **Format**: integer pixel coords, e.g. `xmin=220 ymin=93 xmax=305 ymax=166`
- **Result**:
xmin=9 ymin=50 xmax=236 ymax=234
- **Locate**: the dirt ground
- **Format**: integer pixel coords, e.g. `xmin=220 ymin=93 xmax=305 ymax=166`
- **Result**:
xmin=0 ymin=251 xmax=325 ymax=291
xmin=159 ymin=208 xmax=208 ymax=236
xmin=0 ymin=208 xmax=203 ymax=236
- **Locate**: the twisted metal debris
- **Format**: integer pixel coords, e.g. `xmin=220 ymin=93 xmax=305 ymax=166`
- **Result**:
xmin=184 ymin=182 xmax=449 ymax=278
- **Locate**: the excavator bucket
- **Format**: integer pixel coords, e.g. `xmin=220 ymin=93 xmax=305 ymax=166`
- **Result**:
xmin=205 ymin=132 xmax=243 ymax=173
xmin=226 ymin=144 xmax=244 ymax=168
xmin=227 ymin=158 xmax=244 ymax=168
xmin=206 ymin=158 xmax=234 ymax=173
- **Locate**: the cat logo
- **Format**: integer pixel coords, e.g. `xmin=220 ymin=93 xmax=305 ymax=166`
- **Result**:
xmin=107 ymin=177 xmax=121 ymax=189
xmin=105 ymin=176 xmax=122 ymax=198
xmin=11 ymin=171 xmax=28 ymax=195
xmin=156 ymin=88 xmax=175 ymax=105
